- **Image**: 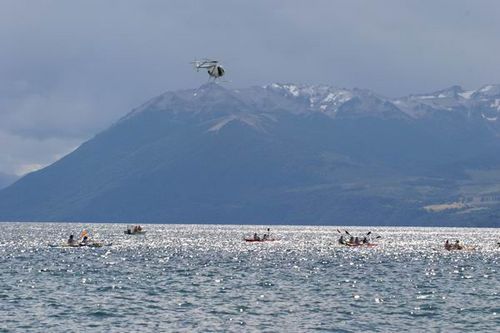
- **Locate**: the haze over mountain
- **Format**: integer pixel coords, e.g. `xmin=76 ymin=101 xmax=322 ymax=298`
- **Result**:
xmin=1 ymin=83 xmax=500 ymax=226
xmin=0 ymin=172 xmax=18 ymax=190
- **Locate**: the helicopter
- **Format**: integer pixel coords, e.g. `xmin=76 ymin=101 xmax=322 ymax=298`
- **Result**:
xmin=191 ymin=59 xmax=225 ymax=79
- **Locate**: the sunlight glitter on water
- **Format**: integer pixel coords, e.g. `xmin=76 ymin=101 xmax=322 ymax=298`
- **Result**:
xmin=0 ymin=223 xmax=498 ymax=332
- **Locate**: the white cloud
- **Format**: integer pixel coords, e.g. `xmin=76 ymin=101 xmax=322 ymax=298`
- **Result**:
xmin=0 ymin=130 xmax=80 ymax=176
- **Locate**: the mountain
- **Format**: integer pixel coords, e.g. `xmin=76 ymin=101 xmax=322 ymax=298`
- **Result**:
xmin=1 ymin=82 xmax=500 ymax=226
xmin=0 ymin=172 xmax=18 ymax=190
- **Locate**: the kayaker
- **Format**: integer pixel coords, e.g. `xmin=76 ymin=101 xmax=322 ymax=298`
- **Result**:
xmin=80 ymin=236 xmax=89 ymax=246
xmin=253 ymin=233 xmax=260 ymax=241
xmin=354 ymin=237 xmax=360 ymax=245
xmin=444 ymin=240 xmax=452 ymax=250
xmin=362 ymin=236 xmax=368 ymax=244
xmin=262 ymin=228 xmax=270 ymax=240
xmin=349 ymin=236 xmax=355 ymax=244
xmin=67 ymin=235 xmax=76 ymax=245
xmin=453 ymin=240 xmax=463 ymax=250
xmin=339 ymin=235 xmax=346 ymax=245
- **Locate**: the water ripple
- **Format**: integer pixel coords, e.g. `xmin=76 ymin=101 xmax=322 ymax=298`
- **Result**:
xmin=0 ymin=223 xmax=498 ymax=332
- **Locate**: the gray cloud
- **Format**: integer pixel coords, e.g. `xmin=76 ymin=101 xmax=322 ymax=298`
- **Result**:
xmin=1 ymin=0 xmax=500 ymax=175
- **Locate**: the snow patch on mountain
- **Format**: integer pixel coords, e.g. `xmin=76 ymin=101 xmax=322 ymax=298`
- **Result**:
xmin=479 ymin=85 xmax=500 ymax=94
xmin=393 ymin=85 xmax=500 ymax=118
xmin=491 ymin=99 xmax=500 ymax=111
xmin=269 ymin=83 xmax=301 ymax=97
xmin=458 ymin=90 xmax=474 ymax=99
xmin=208 ymin=115 xmax=238 ymax=132
xmin=265 ymin=83 xmax=358 ymax=116
xmin=208 ymin=114 xmax=269 ymax=133
xmin=481 ymin=113 xmax=498 ymax=122
xmin=122 ymin=82 xmax=500 ymax=126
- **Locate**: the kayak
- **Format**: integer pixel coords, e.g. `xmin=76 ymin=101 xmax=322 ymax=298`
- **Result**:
xmin=124 ymin=230 xmax=146 ymax=235
xmin=85 ymin=242 xmax=105 ymax=248
xmin=244 ymin=238 xmax=276 ymax=242
xmin=56 ymin=242 xmax=110 ymax=248
xmin=344 ymin=243 xmax=377 ymax=247
xmin=56 ymin=243 xmax=79 ymax=248
xmin=445 ymin=245 xmax=476 ymax=251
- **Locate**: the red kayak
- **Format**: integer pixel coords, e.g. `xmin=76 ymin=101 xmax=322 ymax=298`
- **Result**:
xmin=244 ymin=238 xmax=276 ymax=242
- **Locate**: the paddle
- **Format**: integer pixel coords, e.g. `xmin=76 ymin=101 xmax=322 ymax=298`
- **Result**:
xmin=336 ymin=229 xmax=347 ymax=245
xmin=366 ymin=231 xmax=372 ymax=236
xmin=79 ymin=229 xmax=88 ymax=240
xmin=345 ymin=230 xmax=351 ymax=235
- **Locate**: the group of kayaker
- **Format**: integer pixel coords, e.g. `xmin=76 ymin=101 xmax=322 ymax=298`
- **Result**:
xmin=245 ymin=228 xmax=275 ymax=242
xmin=251 ymin=228 xmax=272 ymax=241
xmin=337 ymin=230 xmax=490 ymax=250
xmin=444 ymin=239 xmax=463 ymax=251
xmin=337 ymin=230 xmax=380 ymax=247
xmin=66 ymin=226 xmax=147 ymax=246
xmin=125 ymin=225 xmax=144 ymax=235
xmin=66 ymin=230 xmax=92 ymax=247
xmin=64 ymin=227 xmax=497 ymax=249
xmin=338 ymin=235 xmax=370 ymax=246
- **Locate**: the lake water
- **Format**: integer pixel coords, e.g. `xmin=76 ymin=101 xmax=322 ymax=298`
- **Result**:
xmin=0 ymin=223 xmax=498 ymax=332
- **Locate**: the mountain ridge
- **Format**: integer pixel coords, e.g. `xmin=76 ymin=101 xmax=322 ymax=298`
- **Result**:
xmin=1 ymin=82 xmax=500 ymax=226
xmin=123 ymin=82 xmax=500 ymax=123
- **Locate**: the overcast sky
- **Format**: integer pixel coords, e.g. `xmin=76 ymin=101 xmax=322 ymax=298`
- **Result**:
xmin=1 ymin=0 xmax=500 ymax=176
